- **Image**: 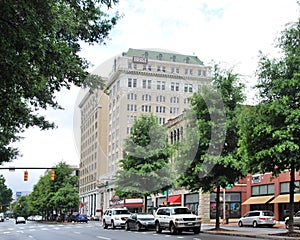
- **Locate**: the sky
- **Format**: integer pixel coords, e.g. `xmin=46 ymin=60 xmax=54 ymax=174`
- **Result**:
xmin=1 ymin=0 xmax=299 ymax=197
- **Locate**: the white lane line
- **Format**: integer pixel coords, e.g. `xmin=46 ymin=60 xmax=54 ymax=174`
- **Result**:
xmin=96 ymin=236 xmax=111 ymax=240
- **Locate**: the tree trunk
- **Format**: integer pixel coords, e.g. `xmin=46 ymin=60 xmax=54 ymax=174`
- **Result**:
xmin=288 ymin=162 xmax=295 ymax=233
xmin=215 ymin=186 xmax=221 ymax=230
xmin=143 ymin=195 xmax=148 ymax=213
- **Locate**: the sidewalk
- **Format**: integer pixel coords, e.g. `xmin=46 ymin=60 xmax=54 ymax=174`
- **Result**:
xmin=199 ymin=219 xmax=300 ymax=240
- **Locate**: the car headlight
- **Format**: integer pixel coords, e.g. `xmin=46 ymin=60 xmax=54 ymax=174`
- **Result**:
xmin=175 ymin=218 xmax=183 ymax=221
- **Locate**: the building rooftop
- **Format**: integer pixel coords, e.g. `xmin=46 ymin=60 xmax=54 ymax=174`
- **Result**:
xmin=122 ymin=48 xmax=204 ymax=65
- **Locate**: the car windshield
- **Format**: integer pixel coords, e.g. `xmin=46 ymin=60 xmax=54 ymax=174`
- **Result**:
xmin=113 ymin=210 xmax=130 ymax=215
xmin=262 ymin=211 xmax=274 ymax=216
xmin=137 ymin=215 xmax=154 ymax=220
xmin=171 ymin=208 xmax=191 ymax=215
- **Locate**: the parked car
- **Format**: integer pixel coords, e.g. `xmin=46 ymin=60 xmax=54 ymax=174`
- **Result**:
xmin=238 ymin=210 xmax=276 ymax=227
xmin=285 ymin=211 xmax=300 ymax=229
xmin=67 ymin=212 xmax=79 ymax=222
xmin=0 ymin=213 xmax=4 ymax=222
xmin=75 ymin=214 xmax=88 ymax=223
xmin=154 ymin=206 xmax=202 ymax=234
xmin=103 ymin=208 xmax=131 ymax=229
xmin=125 ymin=213 xmax=155 ymax=231
xmin=16 ymin=216 xmax=26 ymax=224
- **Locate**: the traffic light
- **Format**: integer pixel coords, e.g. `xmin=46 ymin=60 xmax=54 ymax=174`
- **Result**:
xmin=105 ymin=181 xmax=109 ymax=189
xmin=24 ymin=171 xmax=28 ymax=181
xmin=50 ymin=170 xmax=55 ymax=181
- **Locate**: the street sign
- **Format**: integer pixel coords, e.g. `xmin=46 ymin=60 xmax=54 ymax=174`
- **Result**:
xmin=16 ymin=192 xmax=22 ymax=197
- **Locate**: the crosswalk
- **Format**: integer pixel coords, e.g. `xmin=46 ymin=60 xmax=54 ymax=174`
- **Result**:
xmin=1 ymin=222 xmax=96 ymax=235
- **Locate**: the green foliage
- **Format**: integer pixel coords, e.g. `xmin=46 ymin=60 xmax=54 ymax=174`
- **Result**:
xmin=13 ymin=196 xmax=30 ymax=218
xmin=28 ymin=162 xmax=79 ymax=217
xmin=238 ymin=13 xmax=300 ymax=233
xmin=179 ymin=64 xmax=246 ymax=192
xmin=115 ymin=114 xmax=173 ymax=199
xmin=0 ymin=0 xmax=119 ymax=164
xmin=0 ymin=175 xmax=13 ymax=213
xmin=178 ymin=64 xmax=246 ymax=229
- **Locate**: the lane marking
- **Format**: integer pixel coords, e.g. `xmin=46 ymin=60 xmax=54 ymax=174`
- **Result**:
xmin=96 ymin=236 xmax=111 ymax=240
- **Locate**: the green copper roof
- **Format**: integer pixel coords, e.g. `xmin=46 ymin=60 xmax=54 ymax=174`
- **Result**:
xmin=122 ymin=48 xmax=204 ymax=65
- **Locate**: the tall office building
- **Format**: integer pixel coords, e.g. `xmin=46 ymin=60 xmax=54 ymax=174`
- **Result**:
xmin=79 ymin=48 xmax=211 ymax=215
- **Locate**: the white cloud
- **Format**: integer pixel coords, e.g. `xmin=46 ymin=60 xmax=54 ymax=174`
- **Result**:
xmin=1 ymin=0 xmax=299 ymax=192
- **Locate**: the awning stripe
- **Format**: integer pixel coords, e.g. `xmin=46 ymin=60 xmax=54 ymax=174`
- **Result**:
xmin=270 ymin=194 xmax=300 ymax=203
xmin=242 ymin=195 xmax=274 ymax=205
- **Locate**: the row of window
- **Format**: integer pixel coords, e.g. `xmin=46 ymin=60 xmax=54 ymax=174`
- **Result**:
xmin=128 ymin=78 xmax=195 ymax=93
xmin=251 ymin=181 xmax=300 ymax=196
xmin=127 ymin=93 xmax=181 ymax=104
xmin=128 ymin=62 xmax=207 ymax=77
xmin=127 ymin=104 xmax=179 ymax=114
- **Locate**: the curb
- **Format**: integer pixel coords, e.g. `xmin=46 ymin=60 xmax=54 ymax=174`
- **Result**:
xmin=197 ymin=230 xmax=300 ymax=240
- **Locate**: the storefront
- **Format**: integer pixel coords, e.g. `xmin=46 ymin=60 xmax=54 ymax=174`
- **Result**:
xmin=210 ymin=192 xmax=242 ymax=219
xmin=184 ymin=193 xmax=199 ymax=214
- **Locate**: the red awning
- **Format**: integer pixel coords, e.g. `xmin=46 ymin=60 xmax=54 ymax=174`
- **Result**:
xmin=168 ymin=195 xmax=181 ymax=205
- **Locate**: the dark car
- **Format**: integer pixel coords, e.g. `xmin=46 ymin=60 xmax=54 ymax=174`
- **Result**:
xmin=75 ymin=214 xmax=88 ymax=223
xmin=125 ymin=213 xmax=155 ymax=231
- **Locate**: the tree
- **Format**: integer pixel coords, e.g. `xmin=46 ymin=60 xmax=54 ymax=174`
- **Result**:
xmin=0 ymin=0 xmax=119 ymax=164
xmin=238 ymin=15 xmax=300 ymax=233
xmin=29 ymin=161 xmax=79 ymax=219
xmin=13 ymin=195 xmax=31 ymax=219
xmin=115 ymin=114 xmax=173 ymax=212
xmin=179 ymin=64 xmax=246 ymax=229
xmin=0 ymin=175 xmax=13 ymax=213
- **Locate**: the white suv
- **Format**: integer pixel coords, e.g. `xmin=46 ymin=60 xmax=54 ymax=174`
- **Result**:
xmin=103 ymin=208 xmax=131 ymax=229
xmin=154 ymin=206 xmax=202 ymax=234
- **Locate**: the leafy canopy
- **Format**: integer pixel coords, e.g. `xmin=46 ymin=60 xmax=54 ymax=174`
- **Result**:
xmin=0 ymin=0 xmax=119 ymax=164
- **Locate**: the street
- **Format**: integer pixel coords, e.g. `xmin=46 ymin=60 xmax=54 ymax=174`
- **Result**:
xmin=0 ymin=219 xmax=290 ymax=240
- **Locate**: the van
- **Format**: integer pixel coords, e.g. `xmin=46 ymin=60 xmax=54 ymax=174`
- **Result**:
xmin=238 ymin=210 xmax=276 ymax=227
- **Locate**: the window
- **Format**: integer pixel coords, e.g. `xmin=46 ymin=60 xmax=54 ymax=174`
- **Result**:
xmin=185 ymin=69 xmax=188 ymax=75
xmin=162 ymin=66 xmax=166 ymax=72
xmin=142 ymin=94 xmax=151 ymax=101
xmin=148 ymin=65 xmax=152 ymax=71
xmin=252 ymin=184 xmax=274 ymax=196
xmin=158 ymin=53 xmax=163 ymax=60
xmin=184 ymin=84 xmax=193 ymax=93
xmin=128 ymin=78 xmax=137 ymax=88
xmin=142 ymin=79 xmax=147 ymax=88
xmin=171 ymin=82 xmax=175 ymax=91
xmin=175 ymin=83 xmax=179 ymax=91
xmin=157 ymin=81 xmax=165 ymax=90
xmin=280 ymin=181 xmax=300 ymax=193
xmin=157 ymin=81 xmax=161 ymax=90
xmin=147 ymin=80 xmax=152 ymax=89
xmin=128 ymin=78 xmax=132 ymax=87
xmin=198 ymin=69 xmax=202 ymax=76
xmin=157 ymin=66 xmax=161 ymax=72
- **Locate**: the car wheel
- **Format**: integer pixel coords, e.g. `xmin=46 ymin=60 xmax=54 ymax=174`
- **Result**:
xmin=136 ymin=222 xmax=141 ymax=231
xmin=285 ymin=221 xmax=289 ymax=229
xmin=155 ymin=222 xmax=162 ymax=233
xmin=111 ymin=220 xmax=116 ymax=229
xmin=125 ymin=222 xmax=130 ymax=231
xmin=103 ymin=220 xmax=108 ymax=229
xmin=193 ymin=227 xmax=200 ymax=234
xmin=253 ymin=221 xmax=258 ymax=228
xmin=169 ymin=222 xmax=177 ymax=234
xmin=238 ymin=221 xmax=243 ymax=227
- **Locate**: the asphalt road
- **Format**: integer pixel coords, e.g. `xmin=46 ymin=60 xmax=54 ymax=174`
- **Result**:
xmin=0 ymin=219 xmax=278 ymax=240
